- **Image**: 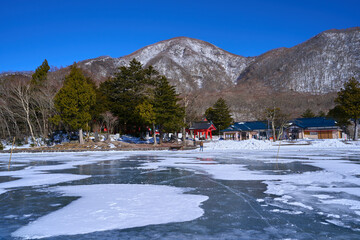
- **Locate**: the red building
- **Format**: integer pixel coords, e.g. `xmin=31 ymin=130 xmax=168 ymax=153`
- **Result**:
xmin=188 ymin=121 xmax=217 ymax=140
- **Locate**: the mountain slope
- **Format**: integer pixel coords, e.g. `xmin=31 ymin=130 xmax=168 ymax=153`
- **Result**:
xmin=237 ymin=27 xmax=360 ymax=93
xmin=78 ymin=37 xmax=255 ymax=92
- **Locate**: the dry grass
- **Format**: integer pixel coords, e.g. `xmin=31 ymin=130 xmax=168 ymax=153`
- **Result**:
xmin=17 ymin=141 xmax=191 ymax=153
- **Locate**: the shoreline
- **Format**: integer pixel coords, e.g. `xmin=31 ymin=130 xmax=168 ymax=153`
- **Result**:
xmin=0 ymin=143 xmax=197 ymax=153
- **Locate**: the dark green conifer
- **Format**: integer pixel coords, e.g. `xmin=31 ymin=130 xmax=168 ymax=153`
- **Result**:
xmin=153 ymin=76 xmax=184 ymax=143
xmin=31 ymin=59 xmax=50 ymax=86
xmin=327 ymin=105 xmax=351 ymax=136
xmin=101 ymin=59 xmax=159 ymax=133
xmin=334 ymin=77 xmax=360 ymax=140
xmin=54 ymin=64 xmax=96 ymax=144
xmin=205 ymin=98 xmax=233 ymax=132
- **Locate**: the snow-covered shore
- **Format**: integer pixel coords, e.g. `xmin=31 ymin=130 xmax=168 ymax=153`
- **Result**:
xmin=204 ymin=139 xmax=359 ymax=151
xmin=2 ymin=138 xmax=359 ymax=152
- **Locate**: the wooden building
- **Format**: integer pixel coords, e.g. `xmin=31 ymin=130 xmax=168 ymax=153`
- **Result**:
xmin=286 ymin=117 xmax=344 ymax=139
xmin=188 ymin=121 xmax=217 ymax=140
xmin=221 ymin=121 xmax=267 ymax=140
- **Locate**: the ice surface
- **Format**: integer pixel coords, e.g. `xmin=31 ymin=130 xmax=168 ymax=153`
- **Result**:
xmin=309 ymin=160 xmax=360 ymax=176
xmin=138 ymin=144 xmax=360 ymax=230
xmin=0 ymin=152 xmax=105 ymax=195
xmin=1 ymin=140 xmax=360 ymax=238
xmin=327 ymin=213 xmax=340 ymax=218
xmin=313 ymin=194 xmax=333 ymax=199
xmin=322 ymin=199 xmax=360 ymax=211
xmin=270 ymin=209 xmax=303 ymax=215
xmin=12 ymin=184 xmax=208 ymax=239
xmin=139 ymin=156 xmax=284 ymax=181
xmin=0 ymin=173 xmax=88 ymax=192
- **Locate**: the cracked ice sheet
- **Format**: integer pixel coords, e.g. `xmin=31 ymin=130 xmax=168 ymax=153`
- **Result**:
xmin=0 ymin=173 xmax=88 ymax=193
xmin=322 ymin=199 xmax=360 ymax=212
xmin=140 ymin=151 xmax=360 ymax=218
xmin=0 ymin=163 xmax=90 ymax=195
xmin=12 ymin=184 xmax=208 ymax=239
xmin=139 ymin=157 xmax=285 ymax=181
xmin=0 ymin=151 xmax=133 ymax=172
xmin=0 ymin=160 xmax=90 ymax=195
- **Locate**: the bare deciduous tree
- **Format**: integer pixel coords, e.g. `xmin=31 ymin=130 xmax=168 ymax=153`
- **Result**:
xmin=9 ymin=79 xmax=37 ymax=145
xmin=101 ymin=111 xmax=118 ymax=142
xmin=264 ymin=106 xmax=290 ymax=141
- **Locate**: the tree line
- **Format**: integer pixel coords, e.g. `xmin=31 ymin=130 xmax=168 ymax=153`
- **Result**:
xmin=0 ymin=57 xmax=359 ymax=145
xmin=204 ymin=78 xmax=360 ymax=141
xmin=0 ymin=59 xmax=185 ymax=145
xmin=258 ymin=77 xmax=360 ymax=141
xmin=0 ymin=60 xmax=58 ymax=145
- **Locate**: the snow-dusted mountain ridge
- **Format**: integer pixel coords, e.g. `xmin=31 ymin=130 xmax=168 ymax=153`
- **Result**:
xmin=77 ymin=28 xmax=359 ymax=93
xmin=238 ymin=27 xmax=360 ymax=93
xmin=79 ymin=37 xmax=254 ymax=92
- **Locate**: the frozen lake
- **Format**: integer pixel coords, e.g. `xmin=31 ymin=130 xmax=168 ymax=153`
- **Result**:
xmin=0 ymin=142 xmax=360 ymax=239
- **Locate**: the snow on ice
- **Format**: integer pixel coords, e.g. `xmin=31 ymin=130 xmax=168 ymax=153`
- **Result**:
xmin=0 ymin=151 xmax=132 ymax=194
xmin=12 ymin=184 xmax=208 ymax=239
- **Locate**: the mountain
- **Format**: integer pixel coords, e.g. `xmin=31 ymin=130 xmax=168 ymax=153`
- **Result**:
xmin=2 ymin=28 xmax=359 ymax=95
xmin=238 ymin=27 xmax=360 ymax=93
xmin=78 ymin=28 xmax=360 ymax=94
xmin=78 ymin=37 xmax=255 ymax=92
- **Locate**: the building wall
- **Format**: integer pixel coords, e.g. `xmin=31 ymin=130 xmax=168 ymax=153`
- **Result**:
xmin=223 ymin=131 xmax=264 ymax=140
xmin=303 ymin=130 xmax=340 ymax=139
xmin=223 ymin=132 xmax=239 ymax=140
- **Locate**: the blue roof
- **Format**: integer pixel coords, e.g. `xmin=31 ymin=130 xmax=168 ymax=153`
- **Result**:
xmin=222 ymin=121 xmax=267 ymax=132
xmin=290 ymin=117 xmax=337 ymax=129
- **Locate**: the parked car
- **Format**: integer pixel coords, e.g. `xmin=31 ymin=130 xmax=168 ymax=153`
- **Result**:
xmin=69 ymin=132 xmax=79 ymax=141
xmin=51 ymin=130 xmax=67 ymax=144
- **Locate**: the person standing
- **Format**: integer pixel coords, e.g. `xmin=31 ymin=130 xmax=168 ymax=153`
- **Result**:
xmin=199 ymin=140 xmax=204 ymax=152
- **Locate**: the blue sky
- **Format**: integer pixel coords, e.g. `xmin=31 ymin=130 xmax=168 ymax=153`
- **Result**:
xmin=0 ymin=0 xmax=359 ymax=71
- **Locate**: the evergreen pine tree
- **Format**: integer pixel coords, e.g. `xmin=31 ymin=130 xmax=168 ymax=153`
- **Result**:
xmin=334 ymin=77 xmax=360 ymax=140
xmin=100 ymin=59 xmax=159 ymax=133
xmin=31 ymin=59 xmax=50 ymax=86
xmin=205 ymin=98 xmax=233 ymax=132
xmin=204 ymin=107 xmax=216 ymax=122
xmin=54 ymin=64 xmax=96 ymax=144
xmin=153 ymin=76 xmax=184 ymax=143
xmin=92 ymin=79 xmax=110 ymax=142
xmin=327 ymin=105 xmax=351 ymax=136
